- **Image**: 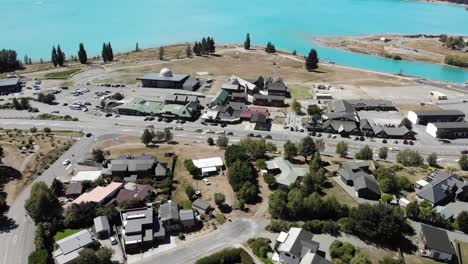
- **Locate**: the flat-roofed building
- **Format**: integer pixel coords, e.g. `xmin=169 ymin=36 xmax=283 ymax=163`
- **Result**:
xmin=408 ymin=110 xmax=465 ymax=125
xmin=53 ymin=229 xmax=96 ymax=264
xmin=426 ymin=122 xmax=468 ymax=139
xmin=192 ymin=157 xmax=224 ymax=176
xmin=70 ymin=170 xmax=102 ymax=182
xmin=0 ymin=78 xmax=21 ymax=95
xmin=72 ymin=182 xmax=123 ymax=205
xmin=94 ymin=216 xmax=111 ymax=239
xmin=137 ymin=68 xmax=200 ymax=91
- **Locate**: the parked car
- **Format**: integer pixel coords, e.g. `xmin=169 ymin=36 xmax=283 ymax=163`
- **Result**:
xmin=247 ymin=133 xmax=254 ymax=137
xmin=227 ymin=132 xmax=234 ymax=136
xmin=390 ymin=147 xmax=400 ymax=152
xmin=62 ymin=159 xmax=71 ymax=166
xmin=195 ymin=128 xmax=203 ymax=133
xmin=105 ymin=113 xmax=112 ymax=117
xmin=264 ymin=135 xmax=272 ymax=139
xmin=175 ymin=126 xmax=183 ymax=130
xmin=51 ymin=110 xmax=59 ymax=114
xmin=110 ymin=236 xmax=117 ymax=245
xmin=202 ymin=178 xmax=211 ymax=185
xmin=215 ymin=130 xmax=225 ymax=135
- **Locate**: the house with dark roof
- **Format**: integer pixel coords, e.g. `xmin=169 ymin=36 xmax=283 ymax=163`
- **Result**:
xmin=0 ymin=78 xmax=21 ymax=95
xmin=322 ymin=120 xmax=360 ymax=136
xmin=208 ymin=89 xmax=230 ymax=107
xmin=179 ymin=209 xmax=196 ymax=229
xmin=372 ymin=125 xmax=414 ymax=139
xmin=110 ymin=183 xmax=154 ymax=205
xmin=109 ymin=155 xmax=168 ymax=179
xmin=408 ymin=110 xmax=465 ymax=125
xmin=338 ymin=161 xmax=380 ymax=200
xmin=192 ymin=199 xmax=211 ymax=214
xmin=416 ymin=171 xmax=467 ymax=206
xmin=418 ymin=224 xmax=455 ymax=261
xmin=265 ymin=78 xmax=288 ymax=97
xmin=273 ymin=227 xmax=332 ymax=264
xmin=137 ymin=68 xmax=200 ymax=91
xmin=120 ymin=204 xmax=165 ymax=253
xmin=253 ymin=94 xmax=285 ymax=107
xmin=155 ymin=163 xmax=167 ymax=179
xmin=158 ymin=200 xmax=180 ymax=232
xmin=230 ymin=92 xmax=247 ymax=103
xmin=65 ymin=182 xmax=83 ymax=198
xmin=426 ymin=122 xmax=468 ymax=139
xmin=346 ymin=99 xmax=396 ymax=111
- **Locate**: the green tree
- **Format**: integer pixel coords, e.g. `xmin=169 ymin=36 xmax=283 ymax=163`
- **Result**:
xmin=330 ymin=240 xmax=355 ymax=263
xmin=298 ymin=136 xmax=316 ymax=161
xmin=78 ymin=43 xmax=87 ymax=64
xmin=305 ymin=49 xmax=319 ymax=71
xmin=20 ymin=98 xmax=30 ymax=109
xmin=269 ymin=190 xmax=288 ymax=218
xmin=12 ymin=98 xmax=21 ymax=110
xmin=186 ymin=44 xmax=192 ymax=57
xmin=43 ymin=127 xmax=51 ymax=133
xmin=164 ymin=128 xmax=173 ymax=142
xmin=459 ymin=154 xmax=468 ymax=170
xmin=185 ymin=185 xmax=196 ymax=200
xmin=0 ymin=49 xmax=20 ymax=71
xmin=457 ymin=211 xmax=468 ymax=233
xmin=207 ymin=137 xmax=215 ymax=146
xmin=336 ymin=141 xmax=348 ymax=158
xmin=427 ymin=153 xmax=438 ymax=167
xmin=28 ymin=250 xmax=49 ymax=264
xmin=405 ymin=201 xmax=420 ymax=219
xmin=350 ymin=251 xmax=371 ymax=264
xmin=309 ymin=152 xmax=322 ymax=173
xmin=141 ymin=128 xmax=153 ymax=146
xmin=57 ymin=45 xmax=65 ymax=66
xmin=135 ymin=42 xmax=140 ymax=52
xmin=92 ymin=149 xmax=105 ymax=163
xmin=355 ymin=145 xmax=373 ymax=160
xmin=102 ymin=43 xmax=108 ymax=63
xmin=291 ymin=99 xmax=301 ymax=113
xmin=244 ymin=33 xmax=251 ymax=50
xmin=265 ymin=42 xmax=276 ymax=53
xmin=237 ymin=181 xmax=258 ymax=204
xmin=225 ymin=144 xmax=247 ymax=166
xmin=378 ymin=147 xmax=388 ymax=160
xmin=214 ymin=193 xmax=226 ymax=207
xmin=50 ymin=178 xmax=64 ymax=197
xmin=216 ymin=135 xmax=229 ymax=149
xmin=77 ymin=248 xmax=99 ymax=264
xmin=228 ymin=160 xmax=255 ymax=191
xmin=64 ymin=202 xmax=98 ymax=228
xmin=30 ymin=126 xmax=38 ymax=134
xmin=396 ymin=149 xmax=423 ymax=166
xmin=25 ymin=182 xmax=62 ymax=223
xmin=0 ymin=145 xmax=3 ymax=164
xmin=287 ymin=188 xmax=304 ymax=218
xmin=107 ymin=42 xmax=113 ymax=62
xmin=283 ymin=140 xmax=298 ymax=160
xmin=184 ymin=159 xmax=198 ymax=176
xmin=399 ymin=117 xmax=412 ymax=130
xmin=307 ymin=104 xmax=322 ymax=116
xmin=159 ymin=46 xmax=165 ymax=60
xmin=51 ymin=46 xmax=58 ymax=67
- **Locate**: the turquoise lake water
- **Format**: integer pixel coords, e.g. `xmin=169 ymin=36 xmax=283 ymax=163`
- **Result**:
xmin=2 ymin=0 xmax=467 ymax=82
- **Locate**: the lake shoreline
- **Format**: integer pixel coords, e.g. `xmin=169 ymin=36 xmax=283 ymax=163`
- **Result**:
xmin=407 ymin=0 xmax=468 ymax=7
xmin=312 ymin=34 xmax=468 ymax=69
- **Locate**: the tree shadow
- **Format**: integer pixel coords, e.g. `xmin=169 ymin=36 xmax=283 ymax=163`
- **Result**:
xmin=0 ymin=217 xmax=18 ymax=233
xmin=0 ymin=166 xmax=23 ymax=185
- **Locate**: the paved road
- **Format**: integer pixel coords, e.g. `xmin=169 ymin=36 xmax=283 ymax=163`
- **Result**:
xmin=0 ymin=136 xmax=97 ymax=264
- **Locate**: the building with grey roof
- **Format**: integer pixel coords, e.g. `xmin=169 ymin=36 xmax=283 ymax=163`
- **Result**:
xmin=0 ymin=78 xmax=21 ymax=95
xmin=120 ymin=204 xmax=165 ymax=253
xmin=53 ymin=229 xmax=96 ymax=264
xmin=65 ymin=182 xmax=83 ymax=198
xmin=408 ymin=110 xmax=465 ymax=125
xmin=109 ymin=155 xmax=156 ymax=178
xmin=158 ymin=200 xmax=180 ymax=232
xmin=137 ymin=68 xmax=200 ymax=91
xmin=155 ymin=162 xmax=167 ymax=179
xmin=338 ymin=161 xmax=380 ymax=200
xmin=266 ymin=157 xmax=309 ymax=186
xmin=273 ymin=227 xmax=331 ymax=264
xmin=322 ymin=120 xmax=360 ymax=136
xmin=192 ymin=199 xmax=211 ymax=214
xmin=179 ymin=209 xmax=196 ymax=229
xmin=94 ymin=216 xmax=111 ymax=239
xmin=416 ymin=171 xmax=466 ymax=206
xmin=253 ymin=94 xmax=285 ymax=107
xmin=426 ymin=122 xmax=468 ymax=139
xmin=372 ymin=125 xmax=413 ymax=139
xmin=419 ymin=224 xmax=455 ymax=261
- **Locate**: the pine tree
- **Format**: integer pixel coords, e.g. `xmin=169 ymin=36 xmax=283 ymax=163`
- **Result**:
xmin=193 ymin=41 xmax=201 ymax=56
xmin=305 ymin=48 xmax=319 ymax=71
xmin=107 ymin=42 xmax=113 ymax=61
xmin=244 ymin=33 xmax=251 ymax=50
xmin=78 ymin=43 xmax=87 ymax=64
xmin=159 ymin=46 xmax=165 ymax=60
xmin=24 ymin=55 xmax=29 ymax=65
xmin=28 ymin=58 xmax=32 ymax=65
xmin=51 ymin=46 xmax=58 ymax=67
xmin=135 ymin=42 xmax=140 ymax=52
xmin=102 ymin=43 xmax=108 ymax=63
xmin=201 ymin=37 xmax=208 ymax=54
xmin=57 ymin=45 xmax=65 ymax=66
xmin=40 ymin=58 xmax=43 ymax=64
xmin=186 ymin=44 xmax=192 ymax=58
xmin=208 ymin=37 xmax=215 ymax=53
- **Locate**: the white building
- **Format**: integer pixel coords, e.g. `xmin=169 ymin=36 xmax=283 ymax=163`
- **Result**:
xmin=70 ymin=170 xmax=103 ymax=182
xmin=315 ymin=93 xmax=333 ymax=100
xmin=192 ymin=157 xmax=224 ymax=176
xmin=430 ymin=91 xmax=447 ymax=100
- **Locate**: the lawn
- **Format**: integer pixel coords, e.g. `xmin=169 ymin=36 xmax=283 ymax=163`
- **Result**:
xmin=214 ymin=213 xmax=226 ymax=225
xmin=54 ymin=228 xmax=82 ymax=242
xmin=44 ymin=68 xmax=81 ymax=79
xmin=288 ymin=84 xmax=313 ymax=99
xmin=404 ymin=255 xmax=443 ymax=264
xmin=456 ymin=240 xmax=468 ymax=263
xmin=322 ymin=180 xmax=359 ymax=208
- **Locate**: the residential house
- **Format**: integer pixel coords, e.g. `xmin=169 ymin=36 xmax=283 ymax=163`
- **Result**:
xmin=265 ymin=157 xmax=309 ymax=186
xmin=192 ymin=199 xmax=211 ymax=215
xmin=230 ymin=92 xmax=247 ymax=103
xmin=155 ymin=163 xmax=168 ymax=179
xmin=418 ymin=224 xmax=455 ymax=262
xmin=208 ymin=89 xmax=230 ymax=107
xmin=265 ymin=78 xmax=288 ymax=97
xmin=159 ymin=200 xmax=180 ymax=232
xmin=253 ymin=94 xmax=285 ymax=107
xmin=110 ymin=183 xmax=154 ymax=205
xmin=372 ymin=125 xmax=413 ymax=139
xmin=65 ymin=182 xmax=83 ymax=199
xmin=346 ymin=99 xmax=396 ymax=111
xmin=273 ymin=227 xmax=331 ymax=264
xmin=108 ymin=155 xmax=157 ymax=178
xmin=120 ymin=204 xmax=165 ymax=253
xmin=72 ymin=182 xmax=123 ymax=205
xmin=416 ymin=171 xmax=467 ymax=206
xmin=53 ymin=229 xmax=96 ymax=264
xmin=338 ymin=161 xmax=380 ymax=200
xmin=0 ymin=78 xmax=21 ymax=95
xmin=70 ymin=171 xmax=102 ymax=182
xmin=322 ymin=120 xmax=360 ymax=136
xmin=94 ymin=216 xmax=111 ymax=239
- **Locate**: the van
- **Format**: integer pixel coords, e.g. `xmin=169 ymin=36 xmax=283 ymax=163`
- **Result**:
xmin=175 ymin=126 xmax=184 ymax=131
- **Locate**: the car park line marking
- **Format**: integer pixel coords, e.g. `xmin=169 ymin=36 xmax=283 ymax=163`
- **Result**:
xmin=65 ymin=164 xmax=72 ymax=170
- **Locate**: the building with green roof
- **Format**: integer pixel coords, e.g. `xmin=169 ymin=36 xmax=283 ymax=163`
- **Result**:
xmin=115 ymin=98 xmax=199 ymax=120
xmin=265 ymin=157 xmax=309 ymax=186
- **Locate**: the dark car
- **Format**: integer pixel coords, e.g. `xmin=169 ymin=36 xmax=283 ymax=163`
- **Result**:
xmin=227 ymin=132 xmax=234 ymax=136
xmin=359 ymin=136 xmax=365 ymax=141
xmin=220 ymin=123 xmax=227 ymax=127
xmin=85 ymin=133 xmax=92 ymax=137
xmin=462 ymin=150 xmax=468 ymax=155
xmin=255 ymin=134 xmax=262 ymax=138
xmin=247 ymin=133 xmax=254 ymax=137
xmin=148 ymin=116 xmax=155 ymax=121
xmin=105 ymin=113 xmax=112 ymax=117
xmin=264 ymin=135 xmax=272 ymax=139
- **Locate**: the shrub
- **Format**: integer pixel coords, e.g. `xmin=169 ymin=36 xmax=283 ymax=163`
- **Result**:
xmin=330 ymin=240 xmax=356 ymax=263
xmin=28 ymin=250 xmax=49 ymax=264
xmin=195 ymin=248 xmax=244 ymax=264
xmin=247 ymin=237 xmax=272 ymax=258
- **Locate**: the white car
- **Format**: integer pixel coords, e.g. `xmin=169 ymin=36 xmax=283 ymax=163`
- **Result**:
xmin=205 ymin=129 xmax=214 ymax=134
xmin=215 ymin=130 xmax=225 ymax=135
xmin=390 ymin=147 xmax=400 ymax=152
xmin=195 ymin=128 xmax=203 ymax=133
xmin=62 ymin=159 xmax=71 ymax=166
xmin=109 ymin=236 xmax=117 ymax=245
xmin=202 ymin=178 xmax=211 ymax=185
xmin=175 ymin=126 xmax=184 ymax=130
